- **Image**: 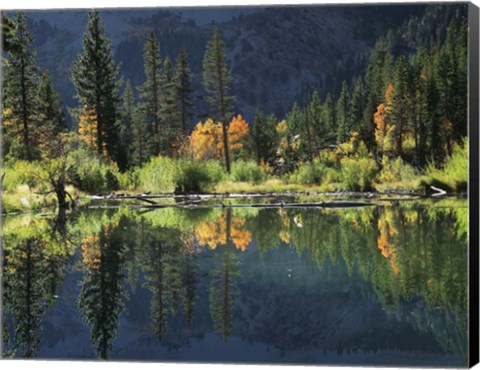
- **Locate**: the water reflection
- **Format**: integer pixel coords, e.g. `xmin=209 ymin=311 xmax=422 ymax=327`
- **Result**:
xmin=1 ymin=200 xmax=468 ymax=365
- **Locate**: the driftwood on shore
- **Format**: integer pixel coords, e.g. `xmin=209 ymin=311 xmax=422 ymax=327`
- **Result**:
xmin=85 ymin=186 xmax=457 ymax=210
xmin=88 ymin=191 xmax=386 ymax=209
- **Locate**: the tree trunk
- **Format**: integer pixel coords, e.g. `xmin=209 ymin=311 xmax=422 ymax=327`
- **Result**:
xmin=55 ymin=184 xmax=69 ymax=209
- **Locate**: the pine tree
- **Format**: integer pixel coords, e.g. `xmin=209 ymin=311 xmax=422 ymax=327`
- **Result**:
xmin=321 ymin=93 xmax=336 ymax=145
xmin=391 ymin=56 xmax=409 ymax=157
xmin=138 ymin=32 xmax=162 ymax=156
xmin=36 ymin=70 xmax=67 ymax=153
xmin=348 ymin=77 xmax=366 ymax=138
xmin=118 ymin=81 xmax=135 ymax=169
xmin=131 ymin=105 xmax=152 ymax=167
xmin=203 ymin=27 xmax=236 ymax=173
xmin=361 ymin=38 xmax=393 ymax=152
xmin=71 ymin=10 xmax=122 ymax=163
xmin=308 ymin=89 xmax=322 ymax=152
xmin=2 ymin=12 xmax=39 ymax=158
xmin=159 ymin=56 xmax=179 ymax=153
xmin=2 ymin=14 xmax=18 ymax=53
xmin=175 ymin=48 xmax=193 ymax=137
xmin=250 ymin=110 xmax=277 ymax=165
xmin=336 ymin=81 xmax=350 ymax=144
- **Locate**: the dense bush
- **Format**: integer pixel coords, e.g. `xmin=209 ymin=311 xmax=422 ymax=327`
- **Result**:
xmin=287 ymin=160 xmax=326 ymax=185
xmin=231 ymin=160 xmax=266 ymax=184
xmin=341 ymin=157 xmax=378 ymax=191
xmin=1 ymin=160 xmax=43 ymax=192
xmin=72 ymin=158 xmax=106 ymax=193
xmin=174 ymin=159 xmax=225 ymax=193
xmin=378 ymin=156 xmax=417 ymax=183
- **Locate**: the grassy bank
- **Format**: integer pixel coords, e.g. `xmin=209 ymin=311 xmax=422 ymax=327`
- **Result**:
xmin=1 ymin=141 xmax=467 ymax=214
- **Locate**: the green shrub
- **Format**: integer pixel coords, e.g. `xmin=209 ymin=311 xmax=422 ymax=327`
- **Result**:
xmin=73 ymin=159 xmax=106 ymax=193
xmin=288 ymin=160 xmax=326 ymax=185
xmin=231 ymin=160 xmax=266 ymax=184
xmin=174 ymin=159 xmax=225 ymax=193
xmin=105 ymin=170 xmax=120 ymax=191
xmin=378 ymin=156 xmax=417 ymax=183
xmin=2 ymin=160 xmax=43 ymax=192
xmin=341 ymin=157 xmax=378 ymax=191
xmin=136 ymin=156 xmax=176 ymax=193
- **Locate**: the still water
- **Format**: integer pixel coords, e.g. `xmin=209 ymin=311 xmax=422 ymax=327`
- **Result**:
xmin=1 ymin=199 xmax=469 ymax=366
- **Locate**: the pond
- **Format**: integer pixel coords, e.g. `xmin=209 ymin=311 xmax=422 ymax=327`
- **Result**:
xmin=1 ymin=198 xmax=469 ymax=367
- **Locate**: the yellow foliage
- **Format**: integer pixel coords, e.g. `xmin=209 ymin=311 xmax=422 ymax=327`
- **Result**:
xmin=276 ymin=119 xmax=288 ymax=135
xmin=194 ymin=214 xmax=252 ymax=252
xmin=78 ymin=106 xmax=107 ymax=155
xmin=81 ymin=234 xmax=101 ymax=270
xmin=189 ymin=115 xmax=249 ymax=160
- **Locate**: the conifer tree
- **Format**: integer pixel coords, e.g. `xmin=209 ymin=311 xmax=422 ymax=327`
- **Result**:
xmin=250 ymin=110 xmax=277 ymax=165
xmin=71 ymin=10 xmax=122 ymax=163
xmin=36 ymin=70 xmax=67 ymax=152
xmin=175 ymin=48 xmax=193 ymax=137
xmin=2 ymin=14 xmax=17 ymax=53
xmin=3 ymin=12 xmax=39 ymax=158
xmin=348 ymin=77 xmax=366 ymax=138
xmin=321 ymin=93 xmax=336 ymax=144
xmin=361 ymin=38 xmax=393 ymax=152
xmin=118 ymin=81 xmax=135 ymax=169
xmin=203 ymin=27 xmax=235 ymax=173
xmin=159 ymin=56 xmax=178 ymax=152
xmin=391 ymin=56 xmax=409 ymax=157
xmin=336 ymin=81 xmax=350 ymax=144
xmin=138 ymin=32 xmax=162 ymax=156
xmin=309 ymin=89 xmax=332 ymax=151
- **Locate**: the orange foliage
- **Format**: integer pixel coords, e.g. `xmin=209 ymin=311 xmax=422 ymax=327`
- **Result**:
xmin=377 ymin=217 xmax=399 ymax=274
xmin=194 ymin=214 xmax=252 ymax=252
xmin=374 ymin=84 xmax=394 ymax=152
xmin=81 ymin=234 xmax=101 ymax=271
xmin=189 ymin=115 xmax=249 ymax=160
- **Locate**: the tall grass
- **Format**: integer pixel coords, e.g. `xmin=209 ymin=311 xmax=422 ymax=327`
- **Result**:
xmin=423 ymin=142 xmax=468 ymax=192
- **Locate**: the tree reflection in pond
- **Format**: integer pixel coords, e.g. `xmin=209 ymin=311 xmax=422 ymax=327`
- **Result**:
xmin=1 ymin=200 xmax=469 ymax=366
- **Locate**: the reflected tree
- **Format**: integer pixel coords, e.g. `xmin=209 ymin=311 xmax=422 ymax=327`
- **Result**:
xmin=208 ymin=209 xmax=240 ymax=342
xmin=2 ymin=238 xmax=48 ymax=357
xmin=77 ymin=219 xmax=128 ymax=359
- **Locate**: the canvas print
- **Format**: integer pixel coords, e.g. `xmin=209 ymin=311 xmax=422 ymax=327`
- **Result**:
xmin=0 ymin=1 xmax=478 ymax=367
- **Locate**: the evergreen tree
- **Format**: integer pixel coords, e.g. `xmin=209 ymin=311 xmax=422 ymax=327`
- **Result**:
xmin=361 ymin=38 xmax=393 ymax=151
xmin=159 ymin=56 xmax=179 ymax=153
xmin=2 ymin=14 xmax=18 ymax=53
xmin=118 ymin=81 xmax=135 ymax=169
xmin=2 ymin=12 xmax=39 ymax=158
xmin=138 ymin=32 xmax=162 ymax=156
xmin=321 ymin=93 xmax=336 ymax=145
xmin=131 ymin=106 xmax=152 ymax=167
xmin=309 ymin=89 xmax=333 ymax=151
xmin=175 ymin=48 xmax=193 ymax=137
xmin=348 ymin=77 xmax=366 ymax=138
xmin=391 ymin=56 xmax=409 ymax=157
xmin=71 ymin=10 xmax=122 ymax=164
xmin=203 ymin=27 xmax=236 ymax=173
xmin=336 ymin=81 xmax=350 ymax=144
xmin=36 ymin=70 xmax=67 ymax=153
xmin=250 ymin=110 xmax=277 ymax=165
